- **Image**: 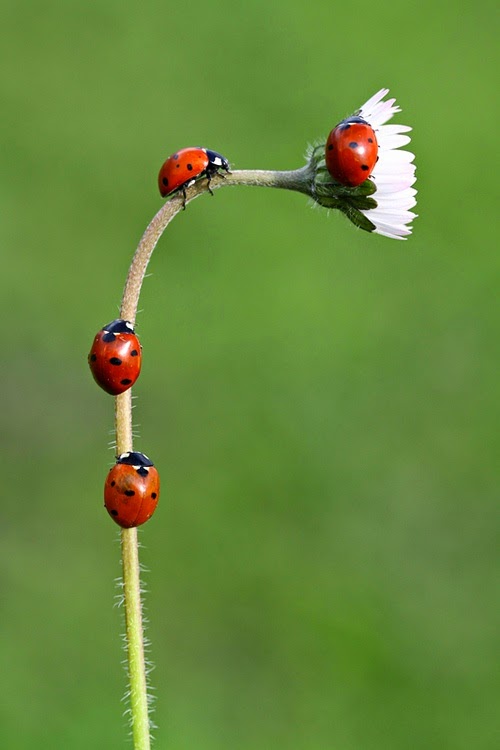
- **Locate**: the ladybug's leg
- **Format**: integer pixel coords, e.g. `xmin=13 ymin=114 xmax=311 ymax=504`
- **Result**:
xmin=181 ymin=186 xmax=187 ymax=210
xmin=206 ymin=167 xmax=228 ymax=197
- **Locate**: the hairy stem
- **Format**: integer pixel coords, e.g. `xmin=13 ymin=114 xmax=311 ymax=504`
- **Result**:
xmin=223 ymin=166 xmax=313 ymax=193
xmin=115 ymin=390 xmax=133 ymax=455
xmin=121 ymin=526 xmax=150 ymax=750
xmin=115 ymin=166 xmax=311 ymax=749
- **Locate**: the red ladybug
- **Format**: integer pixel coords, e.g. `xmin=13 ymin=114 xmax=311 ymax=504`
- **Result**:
xmin=88 ymin=319 xmax=142 ymax=395
xmin=158 ymin=147 xmax=230 ymax=204
xmin=104 ymin=452 xmax=160 ymax=528
xmin=325 ymin=116 xmax=378 ymax=187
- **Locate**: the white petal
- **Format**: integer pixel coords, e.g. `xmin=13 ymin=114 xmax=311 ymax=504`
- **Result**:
xmin=377 ymin=133 xmax=412 ymax=150
xmin=375 ymin=124 xmax=412 ymax=136
xmin=337 ymin=88 xmax=418 ymax=239
xmin=376 ymin=167 xmax=416 ymax=182
xmin=358 ymin=88 xmax=389 ymax=114
xmin=374 ymin=174 xmax=417 ymax=192
xmin=368 ymin=209 xmax=417 ymax=223
xmin=373 ymin=228 xmax=411 ymax=240
xmin=372 ymin=219 xmax=413 ymax=233
xmin=373 ymin=195 xmax=417 ymax=212
xmin=381 ymin=148 xmax=415 ymax=164
xmin=367 ymin=101 xmax=401 ymax=127
xmin=376 ymin=187 xmax=417 ymax=204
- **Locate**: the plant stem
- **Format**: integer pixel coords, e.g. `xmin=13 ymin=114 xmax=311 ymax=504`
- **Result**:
xmin=223 ymin=166 xmax=313 ymax=194
xmin=114 ymin=166 xmax=312 ymax=748
xmin=115 ymin=390 xmax=133 ymax=455
xmin=121 ymin=526 xmax=150 ymax=750
xmin=119 ymin=167 xmax=313 ymax=327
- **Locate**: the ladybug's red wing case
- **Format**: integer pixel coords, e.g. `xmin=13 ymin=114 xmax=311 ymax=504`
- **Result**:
xmin=104 ymin=452 xmax=160 ymax=528
xmin=158 ymin=147 xmax=209 ymax=197
xmin=88 ymin=319 xmax=142 ymax=395
xmin=158 ymin=146 xmax=230 ymax=199
xmin=325 ymin=117 xmax=378 ymax=187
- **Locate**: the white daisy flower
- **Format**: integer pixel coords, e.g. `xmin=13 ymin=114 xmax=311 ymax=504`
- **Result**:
xmin=354 ymin=88 xmax=417 ymax=239
xmin=311 ymin=88 xmax=417 ymax=240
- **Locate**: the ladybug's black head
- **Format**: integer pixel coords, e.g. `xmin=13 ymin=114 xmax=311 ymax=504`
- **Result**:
xmin=205 ymin=149 xmax=230 ymax=173
xmin=343 ymin=116 xmax=370 ymax=126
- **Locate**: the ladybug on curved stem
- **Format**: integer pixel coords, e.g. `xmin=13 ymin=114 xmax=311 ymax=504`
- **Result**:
xmin=158 ymin=146 xmax=230 ymax=208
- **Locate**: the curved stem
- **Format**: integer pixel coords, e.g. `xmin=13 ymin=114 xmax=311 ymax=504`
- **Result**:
xmin=115 ymin=165 xmax=311 ymax=749
xmin=119 ymin=167 xmax=313 ymax=327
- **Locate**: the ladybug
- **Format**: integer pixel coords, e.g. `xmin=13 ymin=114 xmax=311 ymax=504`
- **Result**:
xmin=158 ymin=147 xmax=230 ymax=205
xmin=88 ymin=319 xmax=142 ymax=395
xmin=325 ymin=116 xmax=378 ymax=187
xmin=104 ymin=451 xmax=160 ymax=528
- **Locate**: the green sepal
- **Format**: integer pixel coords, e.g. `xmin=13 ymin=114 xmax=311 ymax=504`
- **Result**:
xmin=314 ymin=161 xmax=377 ymax=198
xmin=348 ymin=179 xmax=376 ymax=196
xmin=307 ymin=144 xmax=378 ymax=232
xmin=347 ymin=195 xmax=378 ymax=211
xmin=337 ymin=204 xmax=376 ymax=232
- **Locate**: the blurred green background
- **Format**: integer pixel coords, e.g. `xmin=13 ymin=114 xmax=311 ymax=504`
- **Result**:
xmin=1 ymin=1 xmax=498 ymax=748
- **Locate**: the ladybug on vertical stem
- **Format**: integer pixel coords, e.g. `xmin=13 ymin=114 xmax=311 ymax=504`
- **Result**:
xmin=158 ymin=147 xmax=230 ymax=206
xmin=104 ymin=452 xmax=160 ymax=528
xmin=325 ymin=116 xmax=378 ymax=187
xmin=88 ymin=319 xmax=142 ymax=395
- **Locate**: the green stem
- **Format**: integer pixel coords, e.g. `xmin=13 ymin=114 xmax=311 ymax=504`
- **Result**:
xmin=223 ymin=166 xmax=313 ymax=194
xmin=121 ymin=526 xmax=150 ymax=750
xmin=115 ymin=166 xmax=311 ymax=748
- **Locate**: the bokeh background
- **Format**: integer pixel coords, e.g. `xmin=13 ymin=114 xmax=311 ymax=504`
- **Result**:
xmin=1 ymin=1 xmax=498 ymax=748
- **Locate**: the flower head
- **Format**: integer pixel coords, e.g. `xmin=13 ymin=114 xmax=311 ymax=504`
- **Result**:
xmin=312 ymin=88 xmax=417 ymax=239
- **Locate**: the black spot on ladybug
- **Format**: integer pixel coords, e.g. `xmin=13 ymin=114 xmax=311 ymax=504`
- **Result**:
xmin=102 ymin=332 xmax=117 ymax=343
xmin=137 ymin=466 xmax=149 ymax=477
xmin=327 ymin=143 xmax=333 ymax=151
xmin=130 ymin=350 xmax=138 ymax=357
xmin=151 ymin=492 xmax=157 ymax=499
xmin=109 ymin=357 xmax=122 ymax=366
xmin=120 ymin=379 xmax=132 ymax=386
xmin=125 ymin=490 xmax=135 ymax=497
xmin=111 ymin=509 xmax=118 ymax=516
xmin=349 ymin=141 xmax=358 ymax=149
xmin=187 ymin=163 xmax=193 ymax=171
xmin=173 ymin=153 xmax=179 ymax=160
xmin=162 ymin=177 xmax=168 ymax=186
xmin=90 ymin=353 xmax=97 ymax=362
xmin=368 ymin=137 xmax=374 ymax=143
xmin=110 ymin=480 xmax=116 ymax=487
xmin=361 ymin=164 xmax=369 ymax=171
